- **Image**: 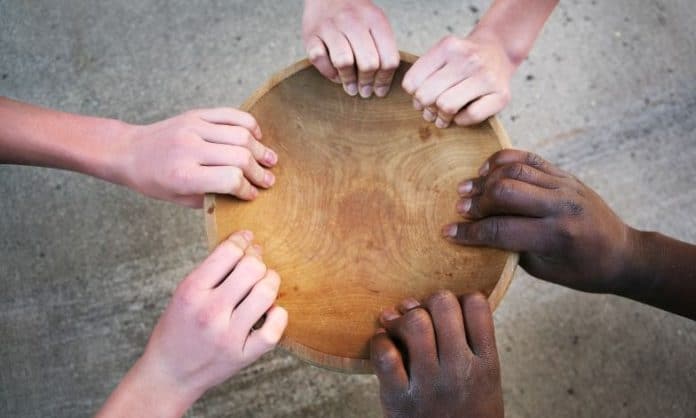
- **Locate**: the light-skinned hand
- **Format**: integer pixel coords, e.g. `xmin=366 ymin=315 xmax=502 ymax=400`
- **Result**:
xmin=96 ymin=230 xmax=288 ymax=417
xmin=121 ymin=108 xmax=278 ymax=207
xmin=302 ymin=0 xmax=400 ymax=98
xmin=402 ymin=31 xmax=516 ymax=128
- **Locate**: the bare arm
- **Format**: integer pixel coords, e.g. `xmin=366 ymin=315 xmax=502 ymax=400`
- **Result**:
xmin=0 ymin=97 xmax=130 ymax=183
xmin=403 ymin=0 xmax=559 ymax=127
xmin=619 ymin=231 xmax=696 ymax=319
xmin=97 ymin=231 xmax=287 ymax=417
xmin=472 ymin=0 xmax=559 ymax=66
xmin=0 ymin=97 xmax=277 ymax=207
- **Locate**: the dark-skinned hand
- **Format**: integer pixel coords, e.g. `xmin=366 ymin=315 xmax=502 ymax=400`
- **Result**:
xmin=370 ymin=291 xmax=504 ymax=418
xmin=443 ymin=149 xmax=634 ymax=294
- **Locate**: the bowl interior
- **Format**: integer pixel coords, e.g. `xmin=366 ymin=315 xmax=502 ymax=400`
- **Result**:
xmin=206 ymin=58 xmax=514 ymax=372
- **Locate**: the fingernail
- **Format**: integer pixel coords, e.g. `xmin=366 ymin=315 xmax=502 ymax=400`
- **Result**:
xmin=265 ymin=149 xmax=278 ymax=165
xmin=380 ymin=307 xmax=399 ymax=322
xmin=413 ymin=97 xmax=423 ymax=110
xmin=249 ymin=187 xmax=259 ymax=199
xmin=423 ymin=108 xmax=436 ymax=122
xmin=241 ymin=230 xmax=254 ymax=241
xmin=435 ymin=117 xmax=448 ymax=129
xmin=400 ymin=297 xmax=420 ymax=311
xmin=264 ymin=171 xmax=275 ymax=186
xmin=442 ymin=223 xmax=458 ymax=238
xmin=344 ymin=82 xmax=358 ymax=96
xmin=254 ymin=126 xmax=262 ymax=139
xmin=253 ymin=243 xmax=263 ymax=254
xmin=374 ymin=86 xmax=388 ymax=97
xmin=374 ymin=327 xmax=387 ymax=335
xmin=359 ymin=84 xmax=373 ymax=98
xmin=456 ymin=199 xmax=471 ymax=214
xmin=458 ymin=180 xmax=473 ymax=195
xmin=478 ymin=161 xmax=490 ymax=176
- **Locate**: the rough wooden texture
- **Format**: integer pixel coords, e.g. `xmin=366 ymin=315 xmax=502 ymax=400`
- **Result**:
xmin=205 ymin=54 xmax=517 ymax=372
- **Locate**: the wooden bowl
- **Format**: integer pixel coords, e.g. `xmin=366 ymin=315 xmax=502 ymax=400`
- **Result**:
xmin=204 ymin=52 xmax=517 ymax=373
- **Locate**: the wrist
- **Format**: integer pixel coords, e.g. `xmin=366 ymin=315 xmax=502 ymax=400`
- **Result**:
xmin=130 ymin=353 xmax=203 ymax=416
xmin=97 ymin=353 xmax=202 ymax=418
xmin=81 ymin=117 xmax=136 ymax=187
xmin=468 ymin=24 xmax=525 ymax=68
xmin=610 ymin=227 xmax=654 ymax=298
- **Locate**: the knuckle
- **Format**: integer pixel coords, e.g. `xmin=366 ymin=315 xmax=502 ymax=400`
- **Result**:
xmin=254 ymin=280 xmax=278 ymax=301
xmin=360 ymin=56 xmax=380 ymax=73
xmin=173 ymin=282 xmax=197 ymax=309
xmin=477 ymin=218 xmax=502 ymax=243
xmin=228 ymin=169 xmax=244 ymax=193
xmin=218 ymin=240 xmax=245 ymax=259
xmin=503 ymin=162 xmax=526 ymax=181
xmin=426 ymin=289 xmax=457 ymax=310
xmin=382 ymin=54 xmax=400 ymax=71
xmin=436 ymin=97 xmax=460 ymax=115
xmin=236 ymin=148 xmax=253 ymax=168
xmin=464 ymin=292 xmax=489 ymax=312
xmin=237 ymin=130 xmax=253 ymax=147
xmin=170 ymin=166 xmax=194 ymax=192
xmin=466 ymin=106 xmax=488 ymax=124
xmin=414 ymin=90 xmax=429 ymax=105
xmin=468 ymin=53 xmax=483 ymax=69
xmin=332 ymin=53 xmax=354 ymax=68
xmin=241 ymin=256 xmax=267 ymax=276
xmin=500 ymin=88 xmax=512 ymax=104
xmin=307 ymin=46 xmax=327 ymax=62
xmin=259 ymin=328 xmax=281 ymax=347
xmin=555 ymin=219 xmax=580 ymax=243
xmin=442 ymin=35 xmax=461 ymax=51
xmin=182 ymin=110 xmax=201 ymax=122
xmin=372 ymin=346 xmax=401 ymax=370
xmin=489 ymin=179 xmax=514 ymax=202
xmin=525 ymin=152 xmax=545 ymax=168
xmin=403 ymin=308 xmax=431 ymax=333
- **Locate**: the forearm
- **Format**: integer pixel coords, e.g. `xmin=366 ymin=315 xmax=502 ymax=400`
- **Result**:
xmin=96 ymin=355 xmax=200 ymax=418
xmin=470 ymin=0 xmax=559 ymax=66
xmin=0 ymin=97 xmax=132 ymax=184
xmin=617 ymin=229 xmax=696 ymax=320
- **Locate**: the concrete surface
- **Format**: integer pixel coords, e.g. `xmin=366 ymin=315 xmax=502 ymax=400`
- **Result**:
xmin=1 ymin=0 xmax=695 ymax=417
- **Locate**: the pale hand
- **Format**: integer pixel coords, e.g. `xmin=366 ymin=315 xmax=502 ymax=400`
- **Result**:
xmin=139 ymin=231 xmax=288 ymax=400
xmin=302 ymin=0 xmax=400 ymax=98
xmin=120 ymin=108 xmax=278 ymax=207
xmin=402 ymin=32 xmax=516 ymax=128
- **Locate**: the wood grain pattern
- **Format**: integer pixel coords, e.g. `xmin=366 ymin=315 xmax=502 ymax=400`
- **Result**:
xmin=205 ymin=53 xmax=517 ymax=373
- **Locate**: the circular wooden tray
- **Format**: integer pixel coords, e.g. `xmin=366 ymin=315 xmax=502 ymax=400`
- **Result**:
xmin=204 ymin=52 xmax=517 ymax=373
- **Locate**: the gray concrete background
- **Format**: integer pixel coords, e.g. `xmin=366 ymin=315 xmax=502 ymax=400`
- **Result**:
xmin=1 ymin=0 xmax=695 ymax=417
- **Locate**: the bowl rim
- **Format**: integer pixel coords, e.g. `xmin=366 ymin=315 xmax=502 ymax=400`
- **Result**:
xmin=203 ymin=51 xmax=519 ymax=373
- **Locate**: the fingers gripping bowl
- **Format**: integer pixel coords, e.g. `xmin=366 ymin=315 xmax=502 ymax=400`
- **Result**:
xmin=204 ymin=52 xmax=517 ymax=373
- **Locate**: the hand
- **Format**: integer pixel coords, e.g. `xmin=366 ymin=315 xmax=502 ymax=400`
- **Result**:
xmin=443 ymin=149 xmax=635 ymax=294
xmin=136 ymin=231 xmax=287 ymax=410
xmin=302 ymin=0 xmax=400 ymax=98
xmin=371 ymin=291 xmax=504 ymax=418
xmin=121 ymin=108 xmax=278 ymax=208
xmin=402 ymin=31 xmax=516 ymax=128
